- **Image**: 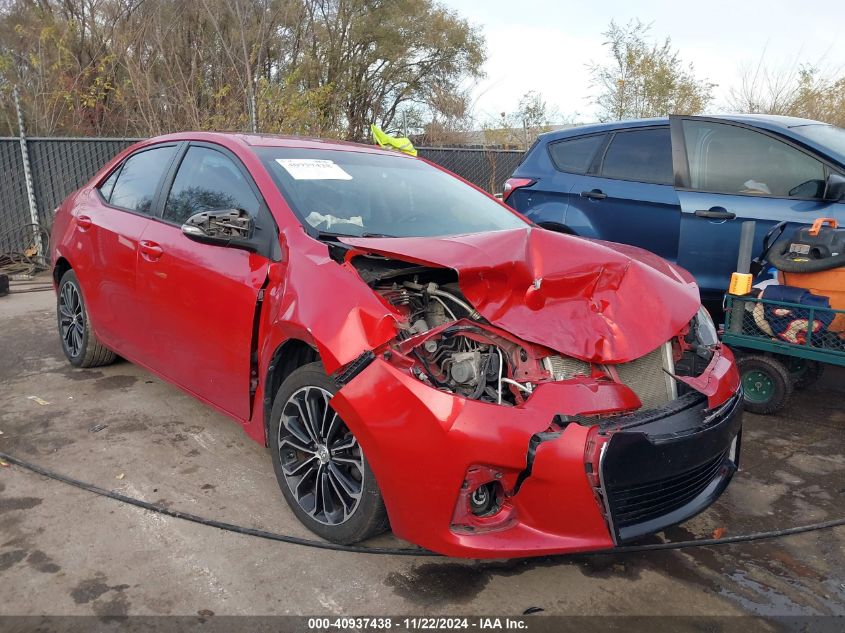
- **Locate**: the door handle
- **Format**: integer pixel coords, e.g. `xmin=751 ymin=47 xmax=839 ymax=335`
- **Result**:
xmin=76 ymin=215 xmax=93 ymax=230
xmin=695 ymin=206 xmax=736 ymax=220
xmin=139 ymin=240 xmax=164 ymax=261
xmin=580 ymin=189 xmax=607 ymax=200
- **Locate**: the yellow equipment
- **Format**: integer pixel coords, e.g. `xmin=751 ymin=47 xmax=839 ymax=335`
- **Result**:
xmin=370 ymin=124 xmax=417 ymax=156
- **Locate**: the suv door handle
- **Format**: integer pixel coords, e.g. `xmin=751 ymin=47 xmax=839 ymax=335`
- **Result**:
xmin=695 ymin=206 xmax=736 ymax=220
xmin=76 ymin=215 xmax=93 ymax=230
xmin=139 ymin=240 xmax=164 ymax=261
xmin=580 ymin=189 xmax=607 ymax=200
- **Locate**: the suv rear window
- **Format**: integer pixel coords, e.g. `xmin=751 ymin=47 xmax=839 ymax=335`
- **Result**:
xmin=548 ymin=135 xmax=604 ymax=174
xmin=600 ymin=128 xmax=673 ymax=185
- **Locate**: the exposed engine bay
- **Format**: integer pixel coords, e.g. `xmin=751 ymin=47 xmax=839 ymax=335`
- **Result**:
xmin=313 ymin=229 xmax=741 ymax=556
xmin=350 ymin=254 xmax=718 ymax=414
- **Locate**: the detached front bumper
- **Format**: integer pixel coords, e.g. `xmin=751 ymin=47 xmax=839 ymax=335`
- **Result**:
xmin=330 ymin=352 xmax=742 ymax=559
xmin=599 ymin=390 xmax=743 ymax=544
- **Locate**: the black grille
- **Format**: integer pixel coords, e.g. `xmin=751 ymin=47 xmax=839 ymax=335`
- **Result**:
xmin=606 ymin=450 xmax=729 ymax=528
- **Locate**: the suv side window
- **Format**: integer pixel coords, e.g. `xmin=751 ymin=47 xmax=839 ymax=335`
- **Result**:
xmin=682 ymin=120 xmax=826 ymax=198
xmin=548 ymin=134 xmax=605 ymax=174
xmin=164 ymin=146 xmax=260 ymax=225
xmin=600 ymin=128 xmax=673 ymax=185
xmin=107 ymin=145 xmax=178 ymax=213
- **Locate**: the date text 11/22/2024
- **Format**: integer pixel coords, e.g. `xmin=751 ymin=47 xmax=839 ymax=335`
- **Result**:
xmin=307 ymin=617 xmax=530 ymax=630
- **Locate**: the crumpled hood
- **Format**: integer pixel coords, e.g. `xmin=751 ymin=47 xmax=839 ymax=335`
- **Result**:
xmin=341 ymin=227 xmax=701 ymax=363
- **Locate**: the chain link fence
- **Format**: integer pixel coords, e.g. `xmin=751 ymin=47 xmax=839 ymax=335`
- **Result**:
xmin=0 ymin=139 xmax=37 ymax=258
xmin=1 ymin=138 xmax=139 ymax=256
xmin=0 ymin=138 xmax=524 ymax=255
xmin=416 ymin=146 xmax=525 ymax=195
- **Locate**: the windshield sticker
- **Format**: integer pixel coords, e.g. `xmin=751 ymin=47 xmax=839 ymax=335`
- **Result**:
xmin=275 ymin=158 xmax=352 ymax=180
xmin=305 ymin=212 xmax=363 ymax=231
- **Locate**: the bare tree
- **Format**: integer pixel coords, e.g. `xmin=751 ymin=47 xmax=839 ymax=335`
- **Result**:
xmin=728 ymin=56 xmax=845 ymax=127
xmin=588 ymin=20 xmax=714 ymax=121
xmin=0 ymin=0 xmax=486 ymax=138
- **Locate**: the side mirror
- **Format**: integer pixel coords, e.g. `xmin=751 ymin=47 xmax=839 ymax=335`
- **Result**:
xmin=181 ymin=209 xmax=256 ymax=252
xmin=824 ymin=173 xmax=845 ymax=202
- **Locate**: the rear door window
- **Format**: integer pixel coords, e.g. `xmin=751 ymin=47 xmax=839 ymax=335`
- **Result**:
xmin=163 ymin=146 xmax=260 ymax=225
xmin=600 ymin=128 xmax=673 ymax=185
xmin=98 ymin=168 xmax=120 ymax=202
xmin=548 ymin=134 xmax=605 ymax=174
xmin=108 ymin=145 xmax=178 ymax=214
xmin=681 ymin=120 xmax=826 ymax=198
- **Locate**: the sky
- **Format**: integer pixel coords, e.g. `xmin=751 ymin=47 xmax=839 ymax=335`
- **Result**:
xmin=441 ymin=0 xmax=845 ymax=123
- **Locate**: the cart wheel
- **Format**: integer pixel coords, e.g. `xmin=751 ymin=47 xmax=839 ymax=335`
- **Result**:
xmin=787 ymin=358 xmax=825 ymax=390
xmin=737 ymin=354 xmax=793 ymax=415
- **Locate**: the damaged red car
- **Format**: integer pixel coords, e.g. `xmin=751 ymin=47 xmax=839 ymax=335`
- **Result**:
xmin=50 ymin=132 xmax=743 ymax=558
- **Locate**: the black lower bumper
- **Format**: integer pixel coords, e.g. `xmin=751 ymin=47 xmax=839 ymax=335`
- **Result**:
xmin=599 ymin=390 xmax=743 ymax=543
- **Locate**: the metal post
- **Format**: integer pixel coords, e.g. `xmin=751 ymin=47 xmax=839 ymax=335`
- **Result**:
xmin=248 ymin=89 xmax=258 ymax=134
xmin=736 ymin=221 xmax=756 ymax=275
xmin=13 ymin=85 xmax=43 ymax=258
xmin=728 ymin=221 xmax=757 ymax=334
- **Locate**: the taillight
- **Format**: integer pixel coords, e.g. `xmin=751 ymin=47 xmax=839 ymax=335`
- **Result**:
xmin=502 ymin=177 xmax=535 ymax=203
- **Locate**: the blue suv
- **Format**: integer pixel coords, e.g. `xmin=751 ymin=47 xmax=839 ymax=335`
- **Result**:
xmin=504 ymin=115 xmax=845 ymax=301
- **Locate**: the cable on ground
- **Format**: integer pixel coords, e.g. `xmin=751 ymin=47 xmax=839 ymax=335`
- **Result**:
xmin=2 ymin=450 xmax=843 ymax=558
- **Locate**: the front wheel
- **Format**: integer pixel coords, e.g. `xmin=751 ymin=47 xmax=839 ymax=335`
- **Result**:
xmin=269 ymin=362 xmax=388 ymax=544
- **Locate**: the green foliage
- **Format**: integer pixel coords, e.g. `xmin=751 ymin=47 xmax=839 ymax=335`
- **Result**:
xmin=791 ymin=69 xmax=845 ymax=127
xmin=255 ymin=74 xmax=336 ymax=137
xmin=589 ymin=20 xmax=714 ymax=121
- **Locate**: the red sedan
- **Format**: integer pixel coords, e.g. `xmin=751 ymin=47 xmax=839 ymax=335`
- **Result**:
xmin=50 ymin=132 xmax=742 ymax=558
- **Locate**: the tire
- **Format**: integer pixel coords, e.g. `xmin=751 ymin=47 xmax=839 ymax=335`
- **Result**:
xmin=268 ymin=362 xmax=388 ymax=544
xmin=737 ymin=354 xmax=793 ymax=415
xmin=57 ymin=270 xmax=117 ymax=368
xmin=787 ymin=358 xmax=825 ymax=390
xmin=538 ymin=222 xmax=574 ymax=235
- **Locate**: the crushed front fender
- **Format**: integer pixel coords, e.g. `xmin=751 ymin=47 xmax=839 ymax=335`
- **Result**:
xmin=330 ymin=347 xmax=742 ymax=558
xmin=330 ymin=358 xmax=635 ymax=557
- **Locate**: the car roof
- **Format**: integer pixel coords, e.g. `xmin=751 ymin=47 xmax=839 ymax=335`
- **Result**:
xmin=143 ymin=131 xmax=408 ymax=157
xmin=537 ymin=113 xmax=828 ymax=143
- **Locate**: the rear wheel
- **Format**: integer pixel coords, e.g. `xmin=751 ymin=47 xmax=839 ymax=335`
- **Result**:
xmin=269 ymin=362 xmax=388 ymax=544
xmin=787 ymin=357 xmax=825 ymax=390
xmin=57 ymin=270 xmax=116 ymax=368
xmin=737 ymin=354 xmax=792 ymax=415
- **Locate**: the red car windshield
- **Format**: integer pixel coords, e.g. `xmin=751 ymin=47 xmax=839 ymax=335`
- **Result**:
xmin=257 ymin=148 xmax=527 ymax=238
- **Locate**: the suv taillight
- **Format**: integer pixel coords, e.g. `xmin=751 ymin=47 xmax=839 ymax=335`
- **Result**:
xmin=502 ymin=177 xmax=535 ymax=203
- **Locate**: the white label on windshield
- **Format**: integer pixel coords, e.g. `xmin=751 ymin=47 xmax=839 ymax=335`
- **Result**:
xmin=275 ymin=158 xmax=352 ymax=180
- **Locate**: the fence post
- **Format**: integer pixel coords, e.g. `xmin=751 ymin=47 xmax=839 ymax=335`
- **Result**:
xmin=13 ymin=85 xmax=43 ymax=258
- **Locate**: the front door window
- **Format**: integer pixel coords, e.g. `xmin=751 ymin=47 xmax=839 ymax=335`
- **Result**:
xmin=681 ymin=120 xmax=826 ymax=199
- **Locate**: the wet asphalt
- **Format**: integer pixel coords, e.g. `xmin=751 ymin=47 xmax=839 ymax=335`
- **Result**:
xmin=0 ymin=285 xmax=843 ymax=625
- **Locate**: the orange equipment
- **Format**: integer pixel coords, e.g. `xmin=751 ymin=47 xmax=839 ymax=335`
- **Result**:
xmin=770 ymin=218 xmax=845 ymax=332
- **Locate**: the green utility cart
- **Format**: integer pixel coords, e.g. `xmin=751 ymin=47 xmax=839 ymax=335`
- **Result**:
xmin=723 ymin=294 xmax=845 ymax=414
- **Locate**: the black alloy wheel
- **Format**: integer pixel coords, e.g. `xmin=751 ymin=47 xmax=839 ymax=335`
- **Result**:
xmin=56 ymin=270 xmax=116 ymax=368
xmin=269 ymin=362 xmax=388 ymax=544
